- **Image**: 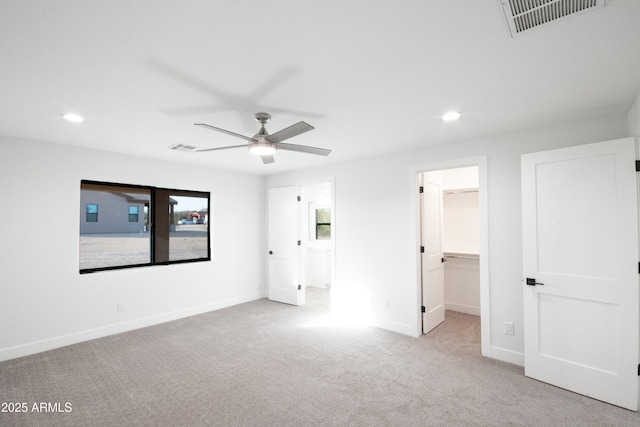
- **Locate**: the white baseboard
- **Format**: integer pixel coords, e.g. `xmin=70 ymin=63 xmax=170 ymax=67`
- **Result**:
xmin=0 ymin=291 xmax=267 ymax=362
xmin=371 ymin=318 xmax=418 ymax=337
xmin=487 ymin=345 xmax=525 ymax=367
xmin=445 ymin=303 xmax=481 ymax=316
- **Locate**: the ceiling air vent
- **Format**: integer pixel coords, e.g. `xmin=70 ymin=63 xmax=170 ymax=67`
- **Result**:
xmin=500 ymin=0 xmax=606 ymax=37
xmin=168 ymin=143 xmax=199 ymax=152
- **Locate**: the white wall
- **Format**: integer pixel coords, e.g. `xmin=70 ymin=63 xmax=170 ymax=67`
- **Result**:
xmin=443 ymin=191 xmax=479 ymax=254
xmin=0 ymin=136 xmax=266 ymax=361
xmin=265 ymin=112 xmax=630 ymax=365
xmin=441 ymin=166 xmax=479 ymax=191
xmin=444 ymin=257 xmax=480 ymax=316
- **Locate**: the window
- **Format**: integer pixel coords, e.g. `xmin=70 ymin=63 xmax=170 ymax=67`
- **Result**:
xmin=169 ymin=194 xmax=209 ymax=262
xmin=80 ymin=180 xmax=210 ymax=273
xmin=128 ymin=205 xmax=139 ymax=222
xmin=315 ymin=207 xmax=331 ymax=240
xmin=309 ymin=204 xmax=331 ymax=240
xmin=86 ymin=204 xmax=98 ymax=222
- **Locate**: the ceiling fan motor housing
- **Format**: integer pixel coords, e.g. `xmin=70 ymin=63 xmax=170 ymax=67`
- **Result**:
xmin=254 ymin=112 xmax=271 ymax=124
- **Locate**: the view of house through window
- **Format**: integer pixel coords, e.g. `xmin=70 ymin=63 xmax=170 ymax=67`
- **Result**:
xmin=169 ymin=194 xmax=209 ymax=262
xmin=80 ymin=181 xmax=210 ymax=273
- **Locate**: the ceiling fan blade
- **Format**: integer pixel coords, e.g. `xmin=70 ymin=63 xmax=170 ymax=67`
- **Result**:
xmin=261 ymin=155 xmax=275 ymax=164
xmin=277 ymin=143 xmax=331 ymax=156
xmin=196 ymin=144 xmax=247 ymax=152
xmin=266 ymin=121 xmax=314 ymax=143
xmin=194 ymin=123 xmax=254 ymax=141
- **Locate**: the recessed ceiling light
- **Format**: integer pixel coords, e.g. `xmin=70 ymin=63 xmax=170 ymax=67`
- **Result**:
xmin=62 ymin=113 xmax=84 ymax=123
xmin=442 ymin=111 xmax=461 ymax=121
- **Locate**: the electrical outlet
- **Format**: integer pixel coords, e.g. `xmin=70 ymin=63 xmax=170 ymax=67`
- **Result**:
xmin=117 ymin=302 xmax=125 ymax=313
xmin=504 ymin=322 xmax=515 ymax=336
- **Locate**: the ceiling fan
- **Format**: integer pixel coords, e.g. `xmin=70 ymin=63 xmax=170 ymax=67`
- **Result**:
xmin=195 ymin=112 xmax=331 ymax=164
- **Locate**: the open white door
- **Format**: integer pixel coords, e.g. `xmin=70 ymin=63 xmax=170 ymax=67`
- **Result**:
xmin=522 ymin=138 xmax=639 ymax=410
xmin=268 ymin=186 xmax=302 ymax=306
xmin=421 ymin=173 xmax=445 ymax=334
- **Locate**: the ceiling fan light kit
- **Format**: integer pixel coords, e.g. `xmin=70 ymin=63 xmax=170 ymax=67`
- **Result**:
xmin=194 ymin=112 xmax=331 ymax=164
xmin=249 ymin=142 xmax=276 ymax=156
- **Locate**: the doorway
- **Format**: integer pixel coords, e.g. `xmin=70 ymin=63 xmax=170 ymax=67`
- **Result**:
xmin=421 ymin=166 xmax=480 ymax=334
xmin=411 ymin=156 xmax=489 ymax=356
xmin=268 ymin=179 xmax=335 ymax=310
xmin=300 ymin=181 xmax=334 ymax=311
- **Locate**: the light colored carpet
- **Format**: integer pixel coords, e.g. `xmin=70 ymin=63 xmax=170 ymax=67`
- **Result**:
xmin=303 ymin=286 xmax=330 ymax=311
xmin=1 ymin=299 xmax=639 ymax=426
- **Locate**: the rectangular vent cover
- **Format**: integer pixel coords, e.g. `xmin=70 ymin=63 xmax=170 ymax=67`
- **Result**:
xmin=500 ymin=0 xmax=606 ymax=37
xmin=168 ymin=143 xmax=199 ymax=152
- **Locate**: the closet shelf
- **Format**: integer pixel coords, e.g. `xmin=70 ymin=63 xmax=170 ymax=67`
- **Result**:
xmin=443 ymin=252 xmax=479 ymax=261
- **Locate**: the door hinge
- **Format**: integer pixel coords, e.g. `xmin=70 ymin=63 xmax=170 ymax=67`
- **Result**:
xmin=419 ymin=186 xmax=424 ymax=193
xmin=297 ymin=240 xmax=301 ymax=246
xmin=297 ymin=195 xmax=301 ymax=201
xmin=442 ymin=257 xmax=446 ymax=263
xmin=636 ymin=161 xmax=640 ymax=172
xmin=420 ymin=246 xmax=424 ymax=253
xmin=298 ymin=284 xmax=302 ymax=290
xmin=638 ymin=364 xmax=640 ymax=376
xmin=421 ymin=306 xmax=426 ymax=313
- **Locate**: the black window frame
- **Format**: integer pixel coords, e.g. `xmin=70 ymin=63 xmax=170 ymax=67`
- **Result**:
xmin=80 ymin=180 xmax=211 ymax=274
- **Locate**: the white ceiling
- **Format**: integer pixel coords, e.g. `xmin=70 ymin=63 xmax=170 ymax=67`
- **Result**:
xmin=1 ymin=0 xmax=639 ymax=175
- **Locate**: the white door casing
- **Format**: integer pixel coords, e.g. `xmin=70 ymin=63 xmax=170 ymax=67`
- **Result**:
xmin=268 ymin=186 xmax=302 ymax=306
xmin=521 ymin=137 xmax=639 ymax=410
xmin=422 ymin=173 xmax=445 ymax=334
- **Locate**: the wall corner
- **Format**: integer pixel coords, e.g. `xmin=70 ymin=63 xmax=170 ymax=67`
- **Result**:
xmin=628 ymin=92 xmax=640 ymax=137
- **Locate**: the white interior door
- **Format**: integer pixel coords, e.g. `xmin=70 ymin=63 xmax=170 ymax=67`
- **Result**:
xmin=268 ymin=186 xmax=302 ymax=306
xmin=422 ymin=173 xmax=445 ymax=333
xmin=522 ymin=138 xmax=639 ymax=410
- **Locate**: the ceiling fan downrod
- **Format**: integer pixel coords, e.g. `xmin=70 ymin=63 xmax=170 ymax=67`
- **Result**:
xmin=250 ymin=112 xmax=276 ymax=155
